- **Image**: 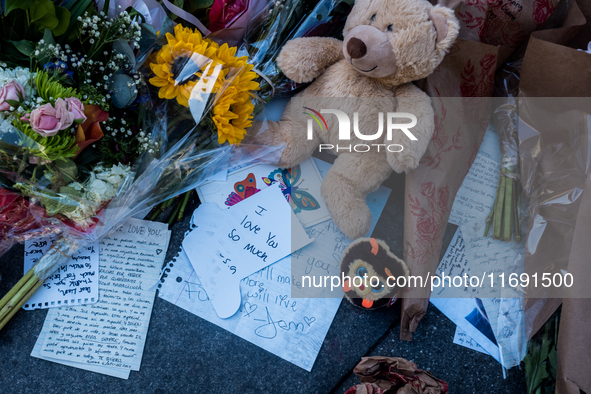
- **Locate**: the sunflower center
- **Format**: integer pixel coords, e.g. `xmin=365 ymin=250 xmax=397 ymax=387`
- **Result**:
xmin=171 ymin=55 xmax=199 ymax=86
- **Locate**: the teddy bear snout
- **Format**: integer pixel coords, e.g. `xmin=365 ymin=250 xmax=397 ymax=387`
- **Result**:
xmin=343 ymin=25 xmax=398 ymax=79
xmin=346 ymin=38 xmax=367 ymax=59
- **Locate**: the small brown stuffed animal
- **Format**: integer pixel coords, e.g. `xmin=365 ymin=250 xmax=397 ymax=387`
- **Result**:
xmin=257 ymin=0 xmax=459 ymax=239
xmin=341 ymin=238 xmax=409 ymax=309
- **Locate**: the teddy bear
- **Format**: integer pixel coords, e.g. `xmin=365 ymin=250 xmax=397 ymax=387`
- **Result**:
xmin=256 ymin=0 xmax=459 ymax=239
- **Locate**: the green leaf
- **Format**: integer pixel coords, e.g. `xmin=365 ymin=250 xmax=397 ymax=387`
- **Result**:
xmin=4 ymin=0 xmax=36 ymax=16
xmin=108 ymin=74 xmax=137 ymax=108
xmin=30 ymin=0 xmax=59 ymax=30
xmin=59 ymin=186 xmax=83 ymax=197
xmin=0 ymin=41 xmax=30 ymax=65
xmin=60 ymin=0 xmax=93 ymax=42
xmin=54 ymin=159 xmax=78 ymax=184
xmin=4 ymin=99 xmax=21 ymax=107
xmin=37 ymin=29 xmax=55 ymax=65
xmin=548 ymin=346 xmax=557 ymax=378
xmin=113 ymin=40 xmax=136 ymax=68
xmin=139 ymin=23 xmax=157 ymax=53
xmin=157 ymin=15 xmax=174 ymax=46
xmin=9 ymin=39 xmax=36 ymax=56
xmin=42 ymin=28 xmax=55 ymax=46
xmin=51 ymin=6 xmax=71 ymax=36
xmin=187 ymin=0 xmax=214 ymax=11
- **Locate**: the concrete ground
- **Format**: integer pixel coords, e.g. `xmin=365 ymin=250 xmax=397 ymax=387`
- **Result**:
xmin=0 ymin=169 xmax=526 ymax=394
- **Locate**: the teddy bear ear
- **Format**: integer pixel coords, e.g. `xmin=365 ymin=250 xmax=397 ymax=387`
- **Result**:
xmin=429 ymin=5 xmax=460 ymax=55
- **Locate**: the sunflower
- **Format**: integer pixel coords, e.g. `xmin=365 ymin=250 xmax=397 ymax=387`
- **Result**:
xmin=149 ymin=24 xmax=259 ymax=144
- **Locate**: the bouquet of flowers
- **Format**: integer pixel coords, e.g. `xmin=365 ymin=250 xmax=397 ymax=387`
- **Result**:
xmin=0 ymin=6 xmax=156 ymax=327
xmin=0 ymin=4 xmax=276 ymax=330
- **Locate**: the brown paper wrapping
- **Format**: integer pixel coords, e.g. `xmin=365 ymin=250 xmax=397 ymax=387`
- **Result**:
xmin=441 ymin=0 xmax=561 ymax=47
xmin=399 ymin=0 xmax=586 ymax=341
xmin=350 ymin=356 xmax=448 ymax=394
xmin=517 ymin=2 xmax=590 ymax=392
xmin=401 ymin=38 xmax=496 ymax=340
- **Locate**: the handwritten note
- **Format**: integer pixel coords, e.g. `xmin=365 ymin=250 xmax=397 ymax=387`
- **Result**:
xmin=453 ymin=326 xmax=490 ymax=356
xmin=459 ymin=219 xmax=526 ymax=369
xmin=433 ymin=127 xmax=527 ymax=371
xmin=183 ymin=184 xmax=311 ymax=319
xmin=159 ymin=243 xmax=340 ymax=371
xmin=158 ymin=158 xmax=391 ymax=371
xmin=449 ymin=127 xmax=500 ymax=226
xmin=32 ymin=218 xmax=171 ymax=378
xmin=23 ymin=236 xmax=100 ymax=309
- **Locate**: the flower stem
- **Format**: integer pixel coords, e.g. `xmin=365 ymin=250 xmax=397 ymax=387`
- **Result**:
xmin=493 ymin=175 xmax=506 ymax=240
xmin=0 ymin=237 xmax=78 ymax=332
xmin=0 ymin=267 xmax=35 ymax=312
xmin=177 ymin=191 xmax=192 ymax=221
xmin=503 ymin=172 xmax=513 ymax=241
xmin=0 ymin=278 xmax=43 ymax=331
xmin=149 ymin=202 xmax=162 ymax=221
xmin=168 ymin=199 xmax=182 ymax=227
xmin=514 ymin=184 xmax=522 ymax=242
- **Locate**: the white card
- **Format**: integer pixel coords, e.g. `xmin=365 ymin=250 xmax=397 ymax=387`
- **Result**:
xmin=23 ymin=236 xmax=100 ymax=309
xmin=196 ymin=157 xmax=331 ymax=228
xmin=183 ymin=185 xmax=312 ymax=318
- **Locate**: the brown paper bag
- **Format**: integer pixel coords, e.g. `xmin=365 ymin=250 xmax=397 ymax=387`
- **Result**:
xmin=401 ymin=38 xmax=497 ymax=340
xmin=518 ymin=3 xmax=590 ymax=392
xmin=400 ymin=0 xmax=587 ymax=342
xmin=441 ymin=0 xmax=561 ymax=47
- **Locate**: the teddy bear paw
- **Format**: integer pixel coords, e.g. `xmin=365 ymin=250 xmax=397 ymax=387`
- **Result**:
xmin=277 ymin=39 xmax=327 ymax=83
xmin=388 ymin=152 xmax=421 ymax=174
xmin=335 ymin=204 xmax=373 ymax=240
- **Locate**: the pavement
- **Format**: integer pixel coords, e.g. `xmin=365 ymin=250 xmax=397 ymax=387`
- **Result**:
xmin=0 ymin=168 xmax=527 ymax=394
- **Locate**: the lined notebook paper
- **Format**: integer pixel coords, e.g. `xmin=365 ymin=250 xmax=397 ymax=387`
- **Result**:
xmin=23 ymin=236 xmax=100 ymax=309
xmin=32 ymin=218 xmax=171 ymax=379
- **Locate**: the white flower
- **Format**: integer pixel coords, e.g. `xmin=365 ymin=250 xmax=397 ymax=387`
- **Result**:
xmin=62 ymin=163 xmax=131 ymax=228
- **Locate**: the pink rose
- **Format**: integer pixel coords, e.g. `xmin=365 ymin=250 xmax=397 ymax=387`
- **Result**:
xmin=54 ymin=98 xmax=75 ymax=130
xmin=29 ymin=104 xmax=60 ymax=136
xmin=28 ymin=100 xmax=75 ymax=137
xmin=65 ymin=97 xmax=86 ymax=123
xmin=0 ymin=81 xmax=25 ymax=111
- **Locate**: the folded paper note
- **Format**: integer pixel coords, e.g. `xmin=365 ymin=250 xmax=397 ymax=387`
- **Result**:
xmin=183 ymin=184 xmax=312 ymax=318
xmin=32 ymin=218 xmax=171 ymax=379
xmin=23 ymin=235 xmax=100 ymax=309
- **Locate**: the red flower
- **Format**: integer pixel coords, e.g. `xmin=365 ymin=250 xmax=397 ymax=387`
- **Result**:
xmin=209 ymin=0 xmax=249 ymax=32
xmin=0 ymin=188 xmax=50 ymax=257
xmin=416 ymin=216 xmax=437 ymax=238
xmin=419 ymin=182 xmax=436 ymax=199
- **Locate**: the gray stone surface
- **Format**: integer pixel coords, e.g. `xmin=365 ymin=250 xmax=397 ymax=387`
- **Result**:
xmin=0 ymin=170 xmax=526 ymax=394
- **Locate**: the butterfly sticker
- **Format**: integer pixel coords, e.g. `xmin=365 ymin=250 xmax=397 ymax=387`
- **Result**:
xmin=225 ymin=173 xmax=260 ymax=206
xmin=262 ymin=165 xmax=321 ymax=214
